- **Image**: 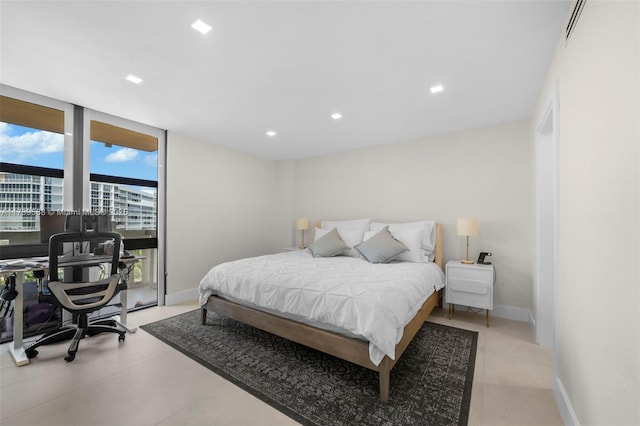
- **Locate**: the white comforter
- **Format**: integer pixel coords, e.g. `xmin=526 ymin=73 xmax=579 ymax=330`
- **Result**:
xmin=198 ymin=250 xmax=445 ymax=365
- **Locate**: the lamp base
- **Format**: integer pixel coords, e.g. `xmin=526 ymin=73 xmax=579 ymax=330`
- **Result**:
xmin=460 ymin=259 xmax=474 ymax=264
xmin=298 ymin=245 xmax=307 ymax=250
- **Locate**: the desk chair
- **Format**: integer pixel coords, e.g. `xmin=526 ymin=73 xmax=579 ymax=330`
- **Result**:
xmin=25 ymin=231 xmax=126 ymax=362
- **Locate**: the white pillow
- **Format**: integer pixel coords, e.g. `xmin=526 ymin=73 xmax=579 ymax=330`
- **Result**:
xmin=314 ymin=227 xmax=364 ymax=257
xmin=370 ymin=220 xmax=436 ymax=260
xmin=363 ymin=227 xmax=424 ymax=263
xmin=314 ymin=227 xmax=331 ymax=242
xmin=389 ymin=228 xmax=425 ymax=263
xmin=321 ymin=218 xmax=372 ymax=232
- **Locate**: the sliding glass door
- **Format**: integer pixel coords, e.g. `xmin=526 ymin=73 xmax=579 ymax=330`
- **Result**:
xmin=86 ymin=110 xmax=165 ymax=312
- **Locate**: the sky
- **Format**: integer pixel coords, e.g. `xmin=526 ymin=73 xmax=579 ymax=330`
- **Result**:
xmin=0 ymin=122 xmax=158 ymax=182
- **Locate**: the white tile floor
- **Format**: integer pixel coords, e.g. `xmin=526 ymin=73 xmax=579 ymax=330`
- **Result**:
xmin=0 ymin=302 xmax=563 ymax=426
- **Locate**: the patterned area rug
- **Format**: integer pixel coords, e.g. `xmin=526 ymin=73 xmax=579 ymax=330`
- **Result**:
xmin=141 ymin=310 xmax=478 ymax=426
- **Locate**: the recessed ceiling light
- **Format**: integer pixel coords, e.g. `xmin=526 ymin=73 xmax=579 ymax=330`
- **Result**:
xmin=430 ymin=84 xmax=444 ymax=94
xmin=331 ymin=112 xmax=343 ymax=120
xmin=192 ymin=19 xmax=212 ymax=35
xmin=125 ymin=74 xmax=143 ymax=84
xmin=266 ymin=130 xmax=277 ymax=137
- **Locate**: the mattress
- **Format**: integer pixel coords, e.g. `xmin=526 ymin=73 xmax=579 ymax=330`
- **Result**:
xmin=199 ymin=250 xmax=445 ymax=365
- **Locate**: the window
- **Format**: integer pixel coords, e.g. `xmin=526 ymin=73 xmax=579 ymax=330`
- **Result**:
xmin=89 ymin=119 xmax=158 ymax=250
xmin=0 ymin=95 xmax=68 ymax=248
xmin=0 ymin=86 xmax=165 ymax=315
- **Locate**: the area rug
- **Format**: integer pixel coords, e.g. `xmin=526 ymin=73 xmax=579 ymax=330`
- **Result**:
xmin=141 ymin=310 xmax=478 ymax=426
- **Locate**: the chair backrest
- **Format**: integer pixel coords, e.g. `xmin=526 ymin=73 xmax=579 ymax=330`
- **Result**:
xmin=47 ymin=231 xmax=122 ymax=313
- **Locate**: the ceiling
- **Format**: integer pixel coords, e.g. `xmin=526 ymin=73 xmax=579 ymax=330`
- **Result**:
xmin=0 ymin=1 xmax=571 ymax=160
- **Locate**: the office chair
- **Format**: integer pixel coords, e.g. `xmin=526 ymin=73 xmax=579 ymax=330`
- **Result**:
xmin=25 ymin=230 xmax=126 ymax=362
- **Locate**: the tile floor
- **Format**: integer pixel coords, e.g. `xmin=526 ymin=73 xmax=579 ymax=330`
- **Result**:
xmin=0 ymin=302 xmax=563 ymax=426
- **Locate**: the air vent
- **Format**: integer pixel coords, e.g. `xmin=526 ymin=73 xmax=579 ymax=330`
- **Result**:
xmin=566 ymin=0 xmax=586 ymax=41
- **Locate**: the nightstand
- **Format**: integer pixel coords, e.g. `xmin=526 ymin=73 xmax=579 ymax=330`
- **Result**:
xmin=445 ymin=260 xmax=494 ymax=327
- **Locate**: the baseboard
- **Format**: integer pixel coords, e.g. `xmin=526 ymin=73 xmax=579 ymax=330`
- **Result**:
xmin=529 ymin=310 xmax=537 ymax=338
xmin=165 ymin=288 xmax=198 ymax=306
xmin=444 ymin=303 xmax=532 ymax=323
xmin=554 ymin=376 xmax=580 ymax=426
xmin=491 ymin=304 xmax=531 ymax=323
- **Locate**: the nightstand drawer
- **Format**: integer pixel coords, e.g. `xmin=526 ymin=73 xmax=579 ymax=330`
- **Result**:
xmin=448 ymin=277 xmax=490 ymax=295
xmin=446 ymin=283 xmax=493 ymax=309
xmin=447 ymin=266 xmax=493 ymax=284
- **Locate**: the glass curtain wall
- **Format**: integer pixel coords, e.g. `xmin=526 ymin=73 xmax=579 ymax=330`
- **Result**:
xmin=0 ymin=86 xmax=166 ymax=343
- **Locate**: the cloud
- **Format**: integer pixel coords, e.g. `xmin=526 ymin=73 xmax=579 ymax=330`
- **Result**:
xmin=105 ymin=147 xmax=138 ymax=163
xmin=143 ymin=153 xmax=157 ymax=167
xmin=0 ymin=122 xmax=64 ymax=163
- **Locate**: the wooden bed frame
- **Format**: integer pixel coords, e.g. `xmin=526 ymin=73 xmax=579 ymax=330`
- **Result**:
xmin=201 ymin=223 xmax=444 ymax=403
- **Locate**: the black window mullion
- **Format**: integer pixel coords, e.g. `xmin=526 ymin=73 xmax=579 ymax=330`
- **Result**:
xmin=90 ymin=173 xmax=157 ymax=188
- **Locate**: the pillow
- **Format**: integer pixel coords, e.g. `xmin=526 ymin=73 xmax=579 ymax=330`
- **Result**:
xmin=321 ymin=218 xmax=371 ymax=232
xmin=388 ymin=228 xmax=424 ymax=263
xmin=355 ymin=226 xmax=408 ymax=264
xmin=314 ymin=227 xmax=364 ymax=257
xmin=308 ymin=228 xmax=349 ymax=258
xmin=313 ymin=227 xmax=331 ymax=242
xmin=370 ymin=220 xmax=436 ymax=260
xmin=362 ymin=228 xmax=422 ymax=263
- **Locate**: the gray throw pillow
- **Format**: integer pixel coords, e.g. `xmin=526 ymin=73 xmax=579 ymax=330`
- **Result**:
xmin=308 ymin=228 xmax=349 ymax=257
xmin=355 ymin=226 xmax=408 ymax=264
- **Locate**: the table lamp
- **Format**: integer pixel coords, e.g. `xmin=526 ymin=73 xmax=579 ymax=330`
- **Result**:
xmin=296 ymin=218 xmax=310 ymax=249
xmin=457 ymin=218 xmax=478 ymax=264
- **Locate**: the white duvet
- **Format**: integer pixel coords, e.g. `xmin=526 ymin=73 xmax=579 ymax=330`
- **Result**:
xmin=198 ymin=250 xmax=445 ymax=365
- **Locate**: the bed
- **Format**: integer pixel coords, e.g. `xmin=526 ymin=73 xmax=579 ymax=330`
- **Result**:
xmin=199 ymin=221 xmax=444 ymax=403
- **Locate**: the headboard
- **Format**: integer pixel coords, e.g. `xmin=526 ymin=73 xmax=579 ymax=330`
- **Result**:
xmin=433 ymin=224 xmax=443 ymax=271
xmin=312 ymin=221 xmax=444 ymax=272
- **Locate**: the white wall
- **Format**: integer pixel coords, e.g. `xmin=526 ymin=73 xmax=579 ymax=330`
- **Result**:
xmin=275 ymin=160 xmax=297 ymax=246
xmin=167 ymin=122 xmax=534 ymax=316
xmin=293 ymin=121 xmax=533 ymax=316
xmin=532 ymin=1 xmax=639 ymax=424
xmin=165 ymin=132 xmax=289 ymax=302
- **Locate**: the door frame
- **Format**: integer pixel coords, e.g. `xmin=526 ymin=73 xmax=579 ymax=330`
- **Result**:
xmin=533 ymin=82 xmax=559 ymax=351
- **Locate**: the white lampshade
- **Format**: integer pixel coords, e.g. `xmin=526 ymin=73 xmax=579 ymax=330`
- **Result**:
xmin=457 ymin=218 xmax=478 ymax=236
xmin=296 ymin=218 xmax=310 ymax=231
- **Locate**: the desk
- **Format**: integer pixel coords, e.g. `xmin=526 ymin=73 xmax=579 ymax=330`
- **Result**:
xmin=111 ymin=256 xmax=144 ymax=333
xmin=0 ymin=255 xmax=141 ymax=366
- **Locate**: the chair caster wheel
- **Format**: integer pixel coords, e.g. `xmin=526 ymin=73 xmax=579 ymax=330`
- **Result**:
xmin=64 ymin=354 xmax=75 ymax=362
xmin=26 ymin=349 xmax=38 ymax=359
xmin=118 ymin=334 xmax=125 ymax=342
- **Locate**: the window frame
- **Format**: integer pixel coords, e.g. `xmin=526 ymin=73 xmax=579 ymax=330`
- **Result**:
xmin=1 ymin=85 xmax=75 ymax=211
xmin=84 ymin=110 xmax=161 ymax=252
xmin=0 ymin=86 xmax=74 ymax=257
